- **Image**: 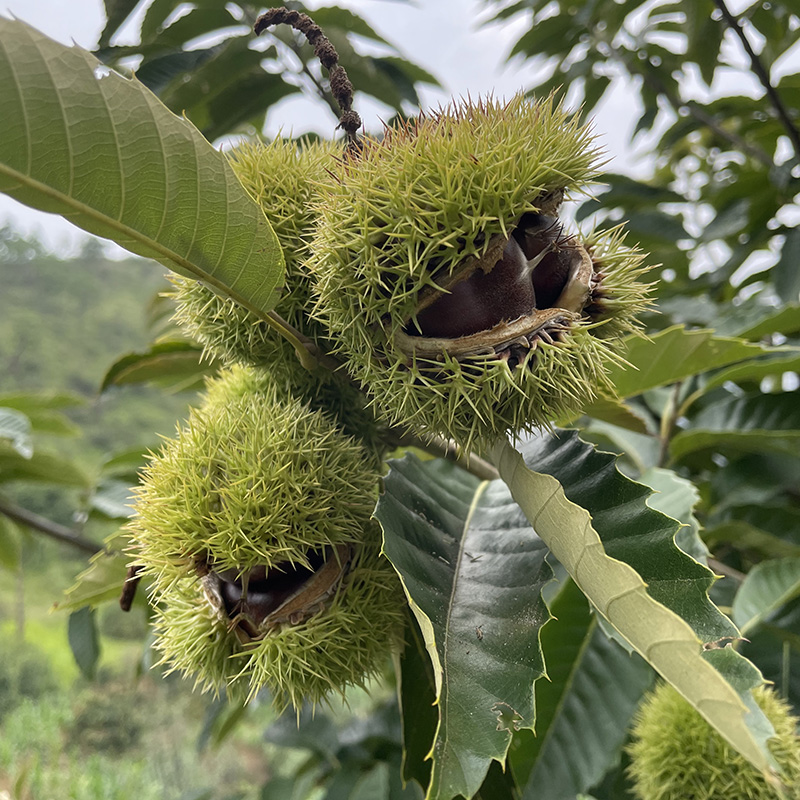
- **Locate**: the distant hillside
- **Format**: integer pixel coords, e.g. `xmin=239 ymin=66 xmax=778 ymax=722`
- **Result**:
xmin=0 ymin=229 xmax=192 ymax=466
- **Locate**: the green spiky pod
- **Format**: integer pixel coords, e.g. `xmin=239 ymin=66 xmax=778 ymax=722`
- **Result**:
xmin=627 ymin=683 xmax=800 ymax=800
xmin=309 ymin=95 xmax=653 ymax=449
xmin=580 ymin=224 xmax=653 ymax=341
xmin=127 ymin=381 xmax=404 ymax=708
xmin=204 ymin=361 xmax=390 ymax=465
xmin=171 ymin=138 xmax=338 ymax=366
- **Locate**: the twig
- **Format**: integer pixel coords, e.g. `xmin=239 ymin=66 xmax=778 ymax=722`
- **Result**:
xmin=657 ymin=381 xmax=682 ymax=467
xmin=254 ymin=7 xmax=362 ymax=151
xmin=119 ymin=565 xmax=143 ymax=612
xmin=712 ymin=0 xmax=800 ymax=159
xmin=621 ymin=47 xmax=774 ymax=167
xmin=0 ymin=496 xmax=101 ymax=554
xmin=707 ymin=556 xmax=747 ymax=584
xmin=390 ymin=429 xmax=500 ymax=481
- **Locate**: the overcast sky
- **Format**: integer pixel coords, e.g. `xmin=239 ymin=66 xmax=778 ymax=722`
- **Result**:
xmin=0 ymin=0 xmax=794 ymax=253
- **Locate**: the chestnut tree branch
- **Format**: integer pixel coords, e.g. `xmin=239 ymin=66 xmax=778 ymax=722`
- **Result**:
xmin=0 ymin=495 xmax=101 ymax=554
xmin=607 ymin=42 xmax=773 ymax=167
xmin=712 ymin=0 xmax=800 ymax=160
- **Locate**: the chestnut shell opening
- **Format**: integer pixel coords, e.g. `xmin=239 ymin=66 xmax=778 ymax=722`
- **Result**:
xmin=407 ymin=213 xmax=593 ymax=343
xmin=201 ymin=544 xmax=353 ymax=640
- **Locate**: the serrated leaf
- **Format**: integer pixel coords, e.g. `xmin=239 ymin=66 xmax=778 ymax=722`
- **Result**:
xmin=0 ymin=407 xmax=32 ymax=458
xmin=671 ymin=391 xmax=800 ymax=462
xmin=511 ymin=581 xmax=654 ymax=800
xmin=68 ymin=606 xmax=101 ymax=679
xmin=639 ymin=466 xmax=708 ymax=563
xmin=100 ymin=340 xmax=214 ymax=392
xmin=378 ymin=456 xmax=552 ymax=800
xmin=491 ymin=434 xmax=775 ymax=775
xmin=0 ymin=18 xmax=284 ymax=320
xmin=608 ymin=326 xmax=776 ymax=398
xmin=0 ymin=515 xmax=21 ymax=570
xmin=732 ymin=558 xmax=800 ymax=636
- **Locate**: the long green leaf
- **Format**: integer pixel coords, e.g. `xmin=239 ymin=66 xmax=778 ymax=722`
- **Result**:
xmin=378 ymin=456 xmax=552 ymax=800
xmin=100 ymin=340 xmax=214 ymax=393
xmin=491 ymin=435 xmax=775 ymax=776
xmin=608 ymin=326 xmax=774 ymax=398
xmin=397 ymin=613 xmax=438 ymax=793
xmin=732 ymin=558 xmax=800 ymax=636
xmin=68 ymin=606 xmax=101 ymax=680
xmin=0 ymin=17 xmax=283 ymax=319
xmin=671 ymin=392 xmax=800 ymax=461
xmin=0 ymin=442 xmax=89 ymax=487
xmin=511 ymin=580 xmax=654 ymax=800
xmin=693 ymin=352 xmax=800 ymax=399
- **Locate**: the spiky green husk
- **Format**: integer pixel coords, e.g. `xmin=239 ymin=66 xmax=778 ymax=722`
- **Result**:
xmin=359 ymin=322 xmax=622 ymax=447
xmin=311 ymin=94 xmax=599 ymax=342
xmin=627 ymin=683 xmax=800 ymax=800
xmin=152 ymin=533 xmax=404 ymax=710
xmin=583 ymin=225 xmax=654 ymax=341
xmin=128 ymin=384 xmax=379 ymax=594
xmin=171 ymin=138 xmax=338 ymax=366
xmin=203 ymin=361 xmax=389 ymax=464
xmin=308 ymin=94 xmax=635 ymax=447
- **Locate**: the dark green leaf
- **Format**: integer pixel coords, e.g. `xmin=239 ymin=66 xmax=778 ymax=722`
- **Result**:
xmin=157 ymin=6 xmax=243 ymax=47
xmin=693 ymin=352 xmax=800 ymax=399
xmin=774 ymin=228 xmax=800 ymax=304
xmin=722 ymin=303 xmax=800 ymax=340
xmin=671 ymin=391 xmax=800 ymax=461
xmin=378 ymin=456 xmax=551 ymax=800
xmin=492 ymin=434 xmax=774 ymax=773
xmin=310 ymin=6 xmax=393 ymax=45
xmin=68 ymin=606 xmax=101 ymax=679
xmin=702 ymin=199 xmax=751 ymax=242
xmin=511 ymin=581 xmax=653 ymax=800
xmin=397 ymin=614 xmax=437 ymax=792
xmin=135 ymin=46 xmax=224 ymax=95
